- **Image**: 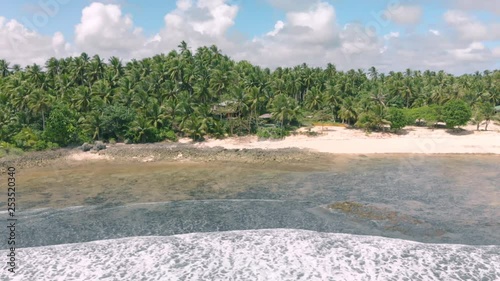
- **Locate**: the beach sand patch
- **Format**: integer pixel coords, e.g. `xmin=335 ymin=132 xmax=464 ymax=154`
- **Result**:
xmin=67 ymin=152 xmax=113 ymax=161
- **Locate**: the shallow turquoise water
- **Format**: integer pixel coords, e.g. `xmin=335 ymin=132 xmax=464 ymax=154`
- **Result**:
xmin=4 ymin=155 xmax=499 ymax=248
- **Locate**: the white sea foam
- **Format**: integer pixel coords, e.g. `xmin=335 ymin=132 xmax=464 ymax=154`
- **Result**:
xmin=2 ymin=229 xmax=499 ymax=281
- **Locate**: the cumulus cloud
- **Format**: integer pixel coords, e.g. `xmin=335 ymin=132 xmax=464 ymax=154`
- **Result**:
xmin=385 ymin=5 xmax=423 ymax=25
xmin=0 ymin=16 xmax=71 ymax=66
xmin=75 ymin=2 xmax=146 ymax=58
xmin=429 ymin=29 xmax=440 ymax=36
xmin=384 ymin=32 xmax=399 ymax=40
xmin=0 ymin=0 xmax=499 ymax=74
xmin=493 ymin=47 xmax=500 ymax=58
xmin=450 ymin=0 xmax=500 ymax=15
xmin=176 ymin=0 xmax=193 ymax=11
xmin=268 ymin=1 xmax=338 ymax=45
xmin=377 ymin=31 xmax=497 ymax=73
xmin=245 ymin=1 xmax=344 ymax=67
xmin=266 ymin=0 xmax=318 ymax=12
xmin=266 ymin=20 xmax=284 ymax=37
xmin=191 ymin=0 xmax=238 ymax=37
xmin=340 ymin=23 xmax=381 ymax=56
xmin=444 ymin=10 xmax=500 ymax=41
xmin=138 ymin=0 xmax=241 ymax=55
xmin=448 ymin=42 xmax=488 ymax=61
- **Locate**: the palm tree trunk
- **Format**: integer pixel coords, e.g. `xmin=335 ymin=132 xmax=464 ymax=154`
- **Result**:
xmin=42 ymin=109 xmax=46 ymax=131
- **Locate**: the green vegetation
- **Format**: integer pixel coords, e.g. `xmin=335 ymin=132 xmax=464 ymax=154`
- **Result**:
xmin=405 ymin=105 xmax=443 ymax=127
xmin=442 ymin=100 xmax=472 ymax=129
xmin=473 ymin=102 xmax=497 ymax=131
xmin=387 ymin=107 xmax=407 ymax=131
xmin=0 ymin=42 xmax=499 ymax=152
xmin=257 ymin=127 xmax=290 ymax=140
xmin=0 ymin=141 xmax=24 ymax=157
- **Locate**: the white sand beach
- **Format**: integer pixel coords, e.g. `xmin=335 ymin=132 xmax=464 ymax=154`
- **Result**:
xmin=196 ymin=124 xmax=500 ymax=154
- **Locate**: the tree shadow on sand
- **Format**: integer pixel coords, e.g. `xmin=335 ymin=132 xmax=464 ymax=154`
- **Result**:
xmin=392 ymin=128 xmax=415 ymax=136
xmin=445 ymin=128 xmax=474 ymax=136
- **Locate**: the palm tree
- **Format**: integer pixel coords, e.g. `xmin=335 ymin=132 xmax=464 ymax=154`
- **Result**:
xmin=28 ymin=89 xmax=53 ymax=131
xmin=338 ymin=97 xmax=358 ymax=125
xmin=304 ymin=87 xmax=324 ymax=111
xmin=0 ymin=41 xmax=498 ymax=148
xmin=108 ymin=56 xmax=124 ymax=87
xmin=91 ymin=80 xmax=115 ymax=105
xmin=88 ymin=55 xmax=105 ymax=84
xmin=72 ymin=86 xmax=92 ymax=112
xmin=0 ymin=59 xmax=11 ymax=77
xmin=368 ymin=66 xmax=378 ymax=81
xmin=270 ymin=94 xmax=301 ymax=128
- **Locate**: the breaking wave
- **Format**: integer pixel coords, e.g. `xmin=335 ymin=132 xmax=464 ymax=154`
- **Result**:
xmin=3 ymin=229 xmax=499 ymax=281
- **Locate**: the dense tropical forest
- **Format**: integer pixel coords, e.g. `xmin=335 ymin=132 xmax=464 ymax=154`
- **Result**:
xmin=0 ymin=41 xmax=499 ymax=153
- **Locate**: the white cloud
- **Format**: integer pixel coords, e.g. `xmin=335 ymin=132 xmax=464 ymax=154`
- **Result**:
xmin=448 ymin=42 xmax=488 ymax=61
xmin=258 ymin=2 xmax=338 ymax=47
xmin=266 ymin=0 xmax=318 ymax=12
xmin=266 ymin=21 xmax=284 ymax=37
xmin=0 ymin=16 xmax=71 ymax=66
xmin=429 ymin=29 xmax=440 ymax=36
xmin=385 ymin=5 xmax=422 ymax=25
xmin=176 ymin=0 xmax=192 ymax=11
xmin=443 ymin=10 xmax=469 ymax=25
xmin=450 ymin=0 xmax=500 ymax=15
xmin=244 ymin=1 xmax=344 ymax=67
xmin=384 ymin=32 xmax=399 ymax=40
xmin=492 ymin=47 xmax=500 ymax=58
xmin=444 ymin=10 xmax=500 ymax=41
xmin=145 ymin=0 xmax=240 ymax=53
xmin=75 ymin=2 xmax=146 ymax=58
xmin=0 ymin=1 xmax=499 ymax=75
xmin=191 ymin=0 xmax=238 ymax=37
xmin=379 ymin=32 xmax=497 ymax=73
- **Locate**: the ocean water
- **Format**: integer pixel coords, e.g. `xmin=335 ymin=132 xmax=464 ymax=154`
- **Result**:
xmin=2 ymin=229 xmax=499 ymax=280
xmin=2 ymin=155 xmax=499 ymax=280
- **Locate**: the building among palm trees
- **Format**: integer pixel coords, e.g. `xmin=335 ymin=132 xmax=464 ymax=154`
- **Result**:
xmin=211 ymin=101 xmax=239 ymax=119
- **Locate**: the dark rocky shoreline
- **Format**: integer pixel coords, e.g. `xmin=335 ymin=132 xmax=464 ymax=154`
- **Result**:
xmin=0 ymin=143 xmax=321 ymax=169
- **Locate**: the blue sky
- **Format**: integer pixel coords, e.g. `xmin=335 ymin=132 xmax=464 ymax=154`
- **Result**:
xmin=0 ymin=0 xmax=499 ymax=73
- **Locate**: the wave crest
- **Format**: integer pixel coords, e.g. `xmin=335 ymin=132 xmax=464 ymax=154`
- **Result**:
xmin=3 ymin=229 xmax=499 ymax=281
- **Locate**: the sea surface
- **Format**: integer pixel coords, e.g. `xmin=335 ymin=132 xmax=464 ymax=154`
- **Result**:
xmin=1 ymin=155 xmax=499 ymax=280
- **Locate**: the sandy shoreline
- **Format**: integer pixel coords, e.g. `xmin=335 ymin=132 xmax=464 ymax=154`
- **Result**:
xmin=196 ymin=124 xmax=500 ymax=155
xmin=2 ymin=124 xmax=498 ymax=210
xmin=1 ymin=124 xmax=499 ymax=170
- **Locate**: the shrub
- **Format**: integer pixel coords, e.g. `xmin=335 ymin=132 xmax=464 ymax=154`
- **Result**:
xmin=44 ymin=142 xmax=59 ymax=150
xmin=160 ymin=129 xmax=178 ymax=142
xmin=100 ymin=105 xmax=135 ymax=141
xmin=43 ymin=104 xmax=79 ymax=146
xmin=10 ymin=128 xmax=58 ymax=151
xmin=387 ymin=107 xmax=407 ymax=131
xmin=442 ymin=100 xmax=472 ymax=128
xmin=406 ymin=105 xmax=443 ymax=126
xmin=33 ymin=140 xmax=59 ymax=151
xmin=256 ymin=128 xmax=271 ymax=139
xmin=0 ymin=142 xmax=23 ymax=157
xmin=257 ymin=127 xmax=289 ymax=140
xmin=12 ymin=128 xmax=39 ymax=150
